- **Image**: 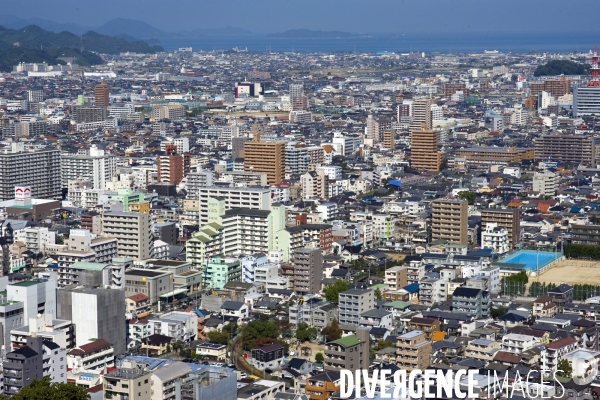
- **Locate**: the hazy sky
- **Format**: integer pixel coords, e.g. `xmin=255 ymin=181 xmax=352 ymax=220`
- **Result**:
xmin=2 ymin=0 xmax=598 ymax=34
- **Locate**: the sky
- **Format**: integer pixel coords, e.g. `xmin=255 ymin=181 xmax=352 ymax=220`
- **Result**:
xmin=2 ymin=0 xmax=599 ymax=34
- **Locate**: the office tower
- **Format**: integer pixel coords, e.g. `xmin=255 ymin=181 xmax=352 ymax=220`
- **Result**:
xmin=534 ymin=134 xmax=595 ymax=165
xmin=0 ymin=144 xmax=60 ymax=200
xmin=27 ymin=89 xmax=43 ymax=103
xmin=101 ymin=211 xmax=153 ymax=260
xmin=323 ymin=329 xmax=369 ymax=372
xmin=60 ymin=145 xmax=117 ymax=189
xmin=410 ymin=97 xmax=432 ymax=131
xmin=72 ymin=105 xmax=108 ymax=123
xmin=156 ymin=146 xmax=191 ymax=185
xmin=431 ymin=199 xmax=468 ymax=245
xmin=243 ymin=135 xmax=285 ymax=184
xmin=338 ymin=288 xmax=374 ymax=326
xmin=57 ymin=287 xmax=126 ymax=355
xmin=444 ymin=83 xmax=469 ymax=98
xmin=529 ymin=75 xmax=570 ymax=98
xmin=293 ymin=247 xmax=323 ymax=295
xmin=481 ymin=209 xmax=520 ymax=250
xmin=383 ymin=129 xmax=395 ymax=150
xmin=94 ymin=80 xmax=110 ymax=106
xmin=396 ymin=331 xmax=432 ymax=372
xmin=410 ymin=128 xmax=442 ymax=171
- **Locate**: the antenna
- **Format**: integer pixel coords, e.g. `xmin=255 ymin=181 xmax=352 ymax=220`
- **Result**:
xmin=588 ymin=45 xmax=600 ymax=87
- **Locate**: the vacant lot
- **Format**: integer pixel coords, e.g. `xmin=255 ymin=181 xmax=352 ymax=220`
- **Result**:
xmin=537 ymin=259 xmax=600 ymax=285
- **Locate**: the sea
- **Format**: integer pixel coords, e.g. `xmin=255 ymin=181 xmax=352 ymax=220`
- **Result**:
xmin=157 ymin=32 xmax=595 ymax=54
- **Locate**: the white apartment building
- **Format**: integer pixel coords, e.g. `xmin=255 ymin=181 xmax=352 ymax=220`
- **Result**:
xmin=319 ymin=166 xmax=342 ymax=180
xmin=101 ymin=211 xmax=152 ymax=260
xmin=254 ymin=264 xmax=278 ymax=284
xmin=148 ymin=312 xmax=198 ymax=343
xmin=14 ymin=226 xmax=55 ymax=253
xmin=501 ymin=333 xmax=541 ymax=354
xmin=160 ymin=137 xmax=190 ymax=154
xmin=184 ymin=171 xmax=214 ymax=199
xmin=150 ymin=362 xmax=192 ymax=400
xmin=60 ymin=145 xmax=117 ymax=190
xmin=198 ymin=186 xmax=271 ymax=225
xmin=481 ymin=223 xmax=509 ymax=254
xmin=289 ymin=110 xmax=312 ymax=123
xmin=533 ymin=171 xmax=559 ymax=196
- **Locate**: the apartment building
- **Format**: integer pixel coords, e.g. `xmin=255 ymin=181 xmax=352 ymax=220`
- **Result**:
xmin=382 ymin=129 xmax=395 ymax=150
xmin=72 ymin=105 xmax=107 ymax=123
xmin=150 ymin=362 xmax=192 ymax=400
xmin=152 ymin=104 xmax=185 ymax=120
xmin=419 ymin=278 xmax=447 ymax=306
xmin=464 ymin=338 xmax=500 ymax=362
xmin=305 ymin=371 xmax=341 ymax=400
xmin=201 ymin=256 xmax=242 ymax=289
xmin=3 ymin=336 xmax=45 ymax=396
xmin=338 ymin=288 xmax=375 ymax=326
xmin=529 ymin=76 xmax=570 ymax=98
xmin=481 ymin=208 xmax=520 ymax=250
xmin=533 ymin=171 xmax=559 ymax=196
xmin=60 ymin=145 xmax=117 ymax=190
xmin=410 ymin=129 xmax=442 ymax=171
xmin=444 ymin=83 xmax=470 ymax=97
xmin=103 ymin=360 xmax=152 ymax=400
xmin=574 ymin=85 xmax=600 ymax=117
xmin=481 ymin=223 xmax=509 ymax=254
xmin=148 ymin=312 xmax=197 ymax=343
xmin=68 ymin=339 xmax=114 ymax=373
xmin=407 ymin=317 xmax=441 ymax=340
xmin=292 ymin=247 xmax=323 ymax=295
xmin=156 ymin=146 xmax=191 ymax=185
xmin=197 ymin=186 xmax=271 ymax=225
xmin=0 ymin=144 xmax=61 ymax=200
xmin=323 ymin=329 xmax=369 ymax=372
xmin=534 ymin=134 xmax=596 ymax=165
xmin=289 ymin=299 xmax=337 ymax=330
xmin=95 ymin=80 xmax=110 ymax=106
xmin=541 ymin=337 xmax=578 ymax=371
xmin=571 ymin=224 xmax=600 ymax=245
xmin=53 ymin=229 xmax=118 ymax=269
xmin=431 ymin=199 xmax=468 ymax=245
xmin=278 ymin=224 xmax=333 ymax=262
xmin=395 ymin=330 xmax=431 ymax=372
xmin=243 ymin=137 xmax=285 ymax=184
xmin=301 ymin=169 xmax=327 ymax=200
xmin=452 ymin=287 xmax=490 ymax=318
xmin=384 ymin=265 xmax=408 ymax=290
xmin=10 ymin=313 xmax=75 ymax=350
xmin=455 ymin=147 xmax=535 ymax=167
xmin=501 ymin=333 xmax=541 ymax=354
xmin=101 ymin=211 xmax=152 ymax=260
xmin=410 ymin=97 xmax=433 ymax=131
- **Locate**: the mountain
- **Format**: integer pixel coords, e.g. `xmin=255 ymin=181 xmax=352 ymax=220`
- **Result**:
xmin=0 ymin=14 xmax=91 ymax=34
xmin=95 ymin=18 xmax=165 ymax=39
xmin=0 ymin=24 xmax=163 ymax=71
xmin=265 ymin=29 xmax=360 ymax=39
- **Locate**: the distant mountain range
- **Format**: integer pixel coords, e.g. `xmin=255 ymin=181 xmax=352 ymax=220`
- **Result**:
xmin=265 ymin=29 xmax=366 ymax=39
xmin=0 ymin=24 xmax=163 ymax=72
xmin=0 ymin=15 xmax=254 ymax=39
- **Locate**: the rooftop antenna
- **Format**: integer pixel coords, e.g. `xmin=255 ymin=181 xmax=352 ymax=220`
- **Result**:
xmin=588 ymin=45 xmax=600 ymax=87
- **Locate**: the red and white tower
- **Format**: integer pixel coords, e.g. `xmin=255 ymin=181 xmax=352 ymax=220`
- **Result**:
xmin=588 ymin=45 xmax=600 ymax=87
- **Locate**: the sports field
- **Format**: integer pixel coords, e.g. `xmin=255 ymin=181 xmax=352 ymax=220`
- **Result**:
xmin=537 ymin=259 xmax=600 ymax=285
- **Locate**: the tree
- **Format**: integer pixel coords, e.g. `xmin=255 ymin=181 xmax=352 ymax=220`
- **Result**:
xmin=321 ymin=318 xmax=342 ymax=342
xmin=55 ymin=234 xmax=64 ymax=245
xmin=0 ymin=377 xmax=90 ymax=400
xmin=296 ymin=322 xmax=318 ymax=342
xmin=242 ymin=315 xmax=280 ymax=349
xmin=556 ymin=358 xmax=572 ymax=379
xmin=374 ymin=288 xmax=382 ymax=300
xmin=490 ymin=306 xmax=508 ymax=319
xmin=457 ymin=191 xmax=476 ymax=205
xmin=324 ymin=279 xmax=349 ymax=304
xmin=207 ymin=323 xmax=236 ymax=345
xmin=315 ymin=352 xmax=324 ymax=363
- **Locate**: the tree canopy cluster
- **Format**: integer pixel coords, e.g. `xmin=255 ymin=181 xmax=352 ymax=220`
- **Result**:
xmin=533 ymin=60 xmax=589 ymax=76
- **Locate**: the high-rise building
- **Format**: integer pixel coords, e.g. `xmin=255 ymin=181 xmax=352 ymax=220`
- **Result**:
xmin=529 ymin=75 xmax=570 ymax=98
xmin=72 ymin=106 xmax=108 ymax=123
xmin=534 ymin=134 xmax=595 ymax=165
xmin=410 ymin=128 xmax=442 ymax=171
xmin=574 ymin=85 xmax=600 ymax=116
xmin=0 ymin=144 xmax=61 ymax=200
xmin=60 ymin=145 xmax=117 ymax=189
xmin=243 ymin=136 xmax=285 ymax=184
xmin=289 ymin=83 xmax=304 ymax=99
xmin=300 ymin=169 xmax=327 ymax=200
xmin=197 ymin=186 xmax=271 ymax=225
xmin=101 ymin=211 xmax=153 ymax=260
xmin=383 ymin=129 xmax=395 ymax=150
xmin=410 ymin=97 xmax=432 ymax=131
xmin=444 ymin=83 xmax=469 ymax=98
xmin=481 ymin=209 xmax=520 ymax=250
xmin=431 ymin=199 xmax=468 ymax=245
xmin=94 ymin=80 xmax=110 ymax=107
xmin=57 ymin=286 xmax=126 ymax=355
xmin=27 ymin=89 xmax=43 ymax=103
xmin=156 ymin=146 xmax=191 ymax=185
xmin=285 ymin=142 xmax=311 ymax=175
xmin=365 ymin=115 xmax=391 ymax=142
xmin=292 ymin=247 xmax=323 ymax=295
